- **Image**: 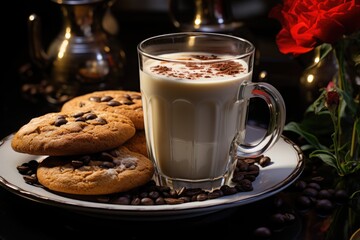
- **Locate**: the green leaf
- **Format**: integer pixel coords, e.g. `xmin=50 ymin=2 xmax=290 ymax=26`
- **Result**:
xmin=339 ymin=88 xmax=358 ymax=115
xmin=355 ymin=118 xmax=360 ymax=142
xmin=284 ymin=122 xmax=329 ymax=150
xmin=289 ymin=111 xmax=334 ymax=138
xmin=319 ymin=43 xmax=333 ymax=59
xmin=305 ymin=91 xmax=328 ymax=114
xmin=310 ymin=150 xmax=338 ymax=169
xmin=300 ymin=144 xmax=316 ymax=151
xmin=304 ymin=44 xmax=333 ymax=70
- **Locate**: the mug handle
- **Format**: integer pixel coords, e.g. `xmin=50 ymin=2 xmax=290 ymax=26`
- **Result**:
xmin=233 ymin=81 xmax=286 ymax=157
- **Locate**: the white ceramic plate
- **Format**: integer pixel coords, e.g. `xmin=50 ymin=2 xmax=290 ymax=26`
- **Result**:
xmin=0 ymin=131 xmax=304 ymax=220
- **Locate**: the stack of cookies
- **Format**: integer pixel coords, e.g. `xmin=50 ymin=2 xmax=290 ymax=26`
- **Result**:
xmin=11 ymin=90 xmax=154 ymax=196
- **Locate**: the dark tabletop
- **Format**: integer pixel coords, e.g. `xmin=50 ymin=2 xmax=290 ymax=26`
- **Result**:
xmin=1 ymin=1 xmax=359 ymax=239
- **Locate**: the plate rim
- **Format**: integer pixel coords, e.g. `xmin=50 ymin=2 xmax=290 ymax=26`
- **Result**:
xmin=0 ymin=134 xmax=304 ymax=219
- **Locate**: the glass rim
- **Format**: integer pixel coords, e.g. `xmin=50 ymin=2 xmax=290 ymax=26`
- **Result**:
xmin=137 ymin=32 xmax=255 ymax=63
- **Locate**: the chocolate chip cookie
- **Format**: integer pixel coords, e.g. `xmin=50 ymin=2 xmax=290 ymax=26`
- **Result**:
xmin=123 ymin=130 xmax=148 ymax=158
xmin=60 ymin=90 xmax=144 ymax=130
xmin=11 ymin=110 xmax=136 ymax=156
xmin=36 ymin=146 xmax=155 ymax=195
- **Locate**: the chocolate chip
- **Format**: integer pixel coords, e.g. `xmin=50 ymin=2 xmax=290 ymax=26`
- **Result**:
xmin=94 ymin=117 xmax=107 ymax=125
xmin=119 ymin=99 xmax=134 ymax=105
xmin=54 ymin=118 xmax=68 ymax=126
xmin=72 ymin=112 xmax=85 ymax=118
xmin=89 ymin=96 xmax=101 ymax=102
xmin=107 ymin=100 xmax=121 ymax=106
xmin=84 ymin=113 xmax=97 ymax=120
xmin=101 ymin=161 xmax=115 ymax=168
xmin=100 ymin=96 xmax=113 ymax=102
xmin=16 ymin=153 xmax=264 ymax=206
xmin=75 ymin=116 xmax=86 ymax=122
xmin=129 ymin=94 xmax=141 ymax=100
xmin=71 ymin=160 xmax=84 ymax=168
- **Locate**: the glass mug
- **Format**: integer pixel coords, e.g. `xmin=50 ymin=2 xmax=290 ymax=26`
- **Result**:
xmin=137 ymin=32 xmax=286 ymax=191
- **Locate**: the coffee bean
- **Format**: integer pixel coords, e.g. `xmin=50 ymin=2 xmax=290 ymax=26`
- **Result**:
xmin=23 ymin=174 xmax=37 ymax=184
xmin=155 ymin=197 xmax=166 ymax=205
xmin=307 ymin=182 xmax=321 ymax=191
xmin=208 ymin=189 xmax=224 ymax=199
xmin=269 ymin=213 xmax=286 ymax=231
xmin=333 ymin=189 xmax=348 ymax=204
xmin=302 ymin=187 xmax=318 ymax=198
xmin=141 ymin=197 xmax=154 ymax=205
xmin=236 ymin=160 xmax=249 ymax=171
xmin=259 ymin=156 xmax=271 ymax=167
xmin=317 ymin=189 xmax=333 ymax=199
xmin=315 ymin=199 xmax=334 ymax=216
xmin=220 ymin=185 xmax=238 ymax=195
xmin=164 ymin=198 xmax=185 ymax=204
xmin=296 ymin=195 xmax=312 ymax=210
xmin=231 ymin=172 xmax=244 ymax=183
xmin=17 ymin=165 xmax=30 ymax=174
xmin=196 ymin=193 xmax=208 ymax=201
xmin=236 ymin=179 xmax=253 ymax=192
xmin=253 ymin=227 xmax=272 ymax=238
xmin=16 ymin=152 xmax=264 ymax=206
xmin=112 ymin=196 xmax=131 ymax=205
xmin=148 ymin=191 xmax=160 ymax=199
xmin=131 ymin=197 xmax=141 ymax=205
xmin=179 ymin=196 xmax=191 ymax=202
xmin=294 ymin=180 xmax=307 ymax=190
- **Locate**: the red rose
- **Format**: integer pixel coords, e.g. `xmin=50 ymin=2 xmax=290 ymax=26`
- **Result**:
xmin=269 ymin=0 xmax=360 ymax=56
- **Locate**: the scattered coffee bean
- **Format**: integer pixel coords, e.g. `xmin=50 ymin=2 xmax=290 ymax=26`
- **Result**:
xmin=296 ymin=195 xmax=313 ymax=211
xmin=315 ymin=199 xmax=334 ymax=216
xmin=253 ymin=226 xmax=272 ymax=239
xmin=317 ymin=189 xmax=333 ymax=199
xmin=140 ymin=197 xmax=154 ymax=205
xmin=302 ymin=187 xmax=318 ymax=198
xmin=307 ymin=182 xmax=321 ymax=191
xmin=269 ymin=213 xmax=286 ymax=231
xmin=164 ymin=198 xmax=185 ymax=204
xmin=16 ymin=155 xmax=269 ymax=206
xmin=333 ymin=189 xmax=349 ymax=204
xmin=258 ymin=156 xmax=271 ymax=167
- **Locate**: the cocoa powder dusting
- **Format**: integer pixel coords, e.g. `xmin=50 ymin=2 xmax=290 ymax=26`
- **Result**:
xmin=150 ymin=54 xmax=246 ymax=80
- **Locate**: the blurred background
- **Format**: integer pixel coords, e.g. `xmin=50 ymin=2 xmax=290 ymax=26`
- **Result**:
xmin=2 ymin=0 xmax=314 ymax=139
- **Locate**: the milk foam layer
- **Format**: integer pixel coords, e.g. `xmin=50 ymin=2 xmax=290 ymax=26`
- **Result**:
xmin=140 ymin=52 xmax=252 ymax=182
xmin=145 ymin=52 xmax=248 ymax=82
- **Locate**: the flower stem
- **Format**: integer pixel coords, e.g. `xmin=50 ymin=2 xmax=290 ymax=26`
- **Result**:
xmin=350 ymin=118 xmax=359 ymax=160
xmin=333 ymin=42 xmax=347 ymax=175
